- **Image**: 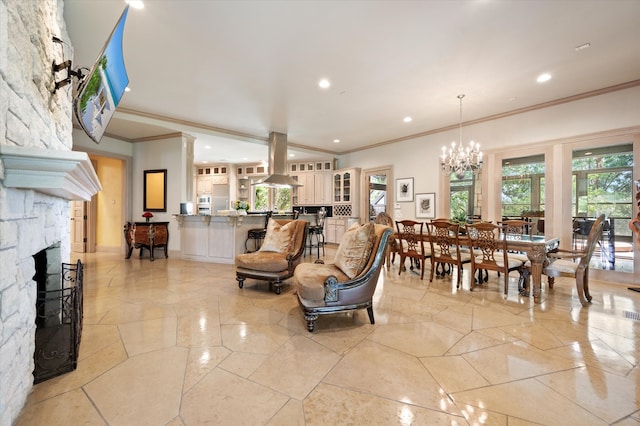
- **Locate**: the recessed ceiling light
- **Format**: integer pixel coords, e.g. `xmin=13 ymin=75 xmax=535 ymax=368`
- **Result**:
xmin=204 ymin=145 xmax=211 ymax=149
xmin=333 ymin=139 xmax=340 ymax=143
xmin=537 ymin=73 xmax=552 ymax=83
xmin=403 ymin=116 xmax=412 ymax=123
xmin=584 ymin=151 xmax=593 ymax=156
xmin=575 ymin=42 xmax=591 ymax=51
xmin=289 ymin=153 xmax=295 ymax=157
xmin=318 ymin=79 xmax=331 ymax=89
xmin=126 ymin=0 xmax=144 ymax=9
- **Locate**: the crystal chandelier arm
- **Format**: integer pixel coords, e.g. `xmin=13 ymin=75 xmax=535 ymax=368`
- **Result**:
xmin=440 ymin=94 xmax=483 ymax=178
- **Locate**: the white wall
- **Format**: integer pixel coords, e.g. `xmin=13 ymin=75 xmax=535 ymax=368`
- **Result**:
xmin=132 ymin=136 xmax=186 ymax=252
xmin=341 ymin=86 xmax=640 ymax=222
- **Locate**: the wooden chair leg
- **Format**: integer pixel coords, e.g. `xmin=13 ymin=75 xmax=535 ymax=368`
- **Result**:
xmin=583 ymin=267 xmax=592 ymax=302
xmin=576 ymin=273 xmax=589 ymax=307
xmin=470 ymin=266 xmax=476 ymax=291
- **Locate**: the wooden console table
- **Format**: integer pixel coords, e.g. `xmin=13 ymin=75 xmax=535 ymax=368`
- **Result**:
xmin=124 ymin=221 xmax=169 ymax=261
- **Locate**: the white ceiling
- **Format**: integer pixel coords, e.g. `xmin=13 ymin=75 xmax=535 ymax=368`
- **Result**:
xmin=63 ymin=0 xmax=640 ymax=165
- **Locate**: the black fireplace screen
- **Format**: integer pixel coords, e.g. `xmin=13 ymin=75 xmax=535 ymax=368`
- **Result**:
xmin=33 ymin=260 xmax=84 ymax=384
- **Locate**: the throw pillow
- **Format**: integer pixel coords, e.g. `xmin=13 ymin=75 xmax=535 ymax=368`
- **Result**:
xmin=259 ymin=219 xmax=296 ymax=253
xmin=334 ymin=222 xmax=376 ymax=279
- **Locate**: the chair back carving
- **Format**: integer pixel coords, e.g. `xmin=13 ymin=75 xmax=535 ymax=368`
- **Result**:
xmin=502 ymin=219 xmax=531 ymax=239
xmin=395 ymin=220 xmax=425 ymax=257
xmin=466 ymin=222 xmax=505 ymax=266
xmin=466 ymin=222 xmax=526 ymax=294
xmin=316 ymin=208 xmax=326 ymax=228
xmin=395 ymin=220 xmax=430 ymax=279
xmin=429 ymin=220 xmax=460 ymax=261
xmin=427 ymin=220 xmax=470 ymax=287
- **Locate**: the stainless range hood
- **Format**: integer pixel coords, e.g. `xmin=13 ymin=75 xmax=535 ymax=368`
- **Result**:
xmin=253 ymin=132 xmax=302 ymax=187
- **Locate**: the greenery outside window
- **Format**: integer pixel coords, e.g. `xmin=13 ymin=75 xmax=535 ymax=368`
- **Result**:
xmin=252 ymin=184 xmax=292 ymax=212
xmin=572 ymin=144 xmax=633 ymax=238
xmin=449 ymin=170 xmax=475 ymax=219
xmin=501 ymin=155 xmax=545 ymax=217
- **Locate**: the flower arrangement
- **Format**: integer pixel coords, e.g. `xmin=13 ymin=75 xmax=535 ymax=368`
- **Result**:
xmin=142 ymin=211 xmax=154 ymax=222
xmin=234 ymin=200 xmax=248 ymax=211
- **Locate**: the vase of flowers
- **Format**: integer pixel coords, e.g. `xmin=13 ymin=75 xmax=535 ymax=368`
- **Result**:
xmin=234 ymin=200 xmax=248 ymax=215
xmin=142 ymin=211 xmax=154 ymax=222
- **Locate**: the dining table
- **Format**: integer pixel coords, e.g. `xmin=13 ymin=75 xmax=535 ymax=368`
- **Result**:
xmin=392 ymin=231 xmax=560 ymax=303
xmin=504 ymin=234 xmax=560 ymax=303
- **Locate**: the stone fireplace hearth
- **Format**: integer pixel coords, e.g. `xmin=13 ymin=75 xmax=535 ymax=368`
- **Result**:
xmin=0 ymin=1 xmax=101 ymax=424
xmin=0 ymin=146 xmax=99 ymax=424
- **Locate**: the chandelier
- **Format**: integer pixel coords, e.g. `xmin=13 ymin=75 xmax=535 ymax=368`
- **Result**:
xmin=440 ymin=94 xmax=483 ymax=179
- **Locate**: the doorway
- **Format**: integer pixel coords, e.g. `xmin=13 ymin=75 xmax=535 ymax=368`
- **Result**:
xmin=70 ymin=200 xmax=87 ymax=252
xmin=364 ymin=166 xmax=392 ymax=222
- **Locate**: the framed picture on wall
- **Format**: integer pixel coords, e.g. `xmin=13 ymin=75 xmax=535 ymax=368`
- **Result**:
xmin=143 ymin=169 xmax=167 ymax=212
xmin=396 ymin=177 xmax=414 ymax=202
xmin=416 ymin=192 xmax=436 ymax=219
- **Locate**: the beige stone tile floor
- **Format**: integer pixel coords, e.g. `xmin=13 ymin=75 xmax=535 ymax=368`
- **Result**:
xmin=16 ymin=246 xmax=640 ymax=425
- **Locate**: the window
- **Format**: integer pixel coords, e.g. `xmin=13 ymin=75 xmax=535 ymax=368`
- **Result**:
xmin=501 ymin=155 xmax=545 ymax=217
xmin=273 ymin=187 xmax=291 ymax=212
xmin=572 ymin=145 xmax=633 ymax=230
xmin=251 ymin=183 xmax=292 ymax=212
xmin=449 ymin=170 xmax=475 ymax=218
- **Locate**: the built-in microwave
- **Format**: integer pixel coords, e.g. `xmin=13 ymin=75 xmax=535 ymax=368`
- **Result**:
xmin=198 ymin=195 xmax=211 ymax=204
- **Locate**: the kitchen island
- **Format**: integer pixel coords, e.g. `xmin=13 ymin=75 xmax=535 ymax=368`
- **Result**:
xmin=173 ymin=213 xmax=315 ymax=264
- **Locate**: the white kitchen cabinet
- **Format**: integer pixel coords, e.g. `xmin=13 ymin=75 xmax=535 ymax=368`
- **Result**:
xmin=314 ymin=172 xmax=333 ymax=205
xmin=196 ymin=176 xmax=212 ymax=194
xmin=325 ymin=217 xmax=360 ymax=243
xmin=325 ymin=217 xmax=347 ymax=244
xmin=291 ymin=171 xmax=333 ymax=206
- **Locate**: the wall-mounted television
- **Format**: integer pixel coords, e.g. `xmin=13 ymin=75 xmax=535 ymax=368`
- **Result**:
xmin=73 ymin=5 xmax=130 ymax=144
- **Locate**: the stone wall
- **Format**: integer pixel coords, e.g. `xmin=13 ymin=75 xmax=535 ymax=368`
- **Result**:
xmin=0 ymin=0 xmax=74 ymax=424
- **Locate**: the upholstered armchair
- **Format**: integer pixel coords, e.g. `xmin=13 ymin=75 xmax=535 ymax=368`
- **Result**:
xmin=235 ymin=219 xmax=309 ymax=294
xmin=294 ymin=222 xmax=393 ymax=332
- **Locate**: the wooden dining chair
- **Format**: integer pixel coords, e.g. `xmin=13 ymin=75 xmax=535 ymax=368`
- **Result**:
xmin=427 ymin=220 xmax=471 ymax=288
xmin=501 ymin=219 xmax=532 ymax=292
xmin=395 ymin=220 xmax=431 ymax=279
xmin=501 ymin=219 xmax=532 ymax=239
xmin=542 ymin=214 xmax=605 ymax=306
xmin=466 ymin=222 xmax=528 ymax=295
xmin=375 ymin=212 xmax=398 ymax=267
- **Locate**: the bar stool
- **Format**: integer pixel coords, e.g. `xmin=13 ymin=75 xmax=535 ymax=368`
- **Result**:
xmin=244 ymin=211 xmax=272 ymax=253
xmin=306 ymin=209 xmax=326 ymax=259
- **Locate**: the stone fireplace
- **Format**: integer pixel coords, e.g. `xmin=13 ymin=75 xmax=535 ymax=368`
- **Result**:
xmin=0 ymin=1 xmax=100 ymax=424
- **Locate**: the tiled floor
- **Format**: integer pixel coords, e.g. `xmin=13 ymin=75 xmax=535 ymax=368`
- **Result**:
xmin=17 ymin=246 xmax=640 ymax=425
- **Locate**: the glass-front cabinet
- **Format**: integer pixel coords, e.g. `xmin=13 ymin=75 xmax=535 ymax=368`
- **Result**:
xmin=333 ymin=168 xmax=361 ymax=217
xmin=334 ymin=171 xmax=352 ymax=202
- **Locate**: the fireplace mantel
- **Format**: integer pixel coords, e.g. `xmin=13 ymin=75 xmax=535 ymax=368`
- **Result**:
xmin=0 ymin=145 xmax=101 ymax=201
